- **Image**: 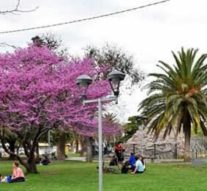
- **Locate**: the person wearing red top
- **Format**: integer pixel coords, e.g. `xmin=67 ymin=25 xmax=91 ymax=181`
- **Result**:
xmin=114 ymin=142 xmax=124 ymax=163
xmin=10 ymin=161 xmax=25 ymax=183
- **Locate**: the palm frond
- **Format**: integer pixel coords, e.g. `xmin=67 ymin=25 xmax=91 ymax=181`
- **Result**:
xmin=139 ymin=47 xmax=207 ymax=140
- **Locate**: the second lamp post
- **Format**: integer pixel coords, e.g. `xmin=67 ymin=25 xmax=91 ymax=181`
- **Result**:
xmin=76 ymin=69 xmax=125 ymax=191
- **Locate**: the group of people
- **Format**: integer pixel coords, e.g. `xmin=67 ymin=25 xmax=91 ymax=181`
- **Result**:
xmin=0 ymin=161 xmax=25 ymax=183
xmin=115 ymin=153 xmax=145 ymax=174
xmin=129 ymin=153 xmax=145 ymax=174
xmin=109 ymin=142 xmax=145 ymax=174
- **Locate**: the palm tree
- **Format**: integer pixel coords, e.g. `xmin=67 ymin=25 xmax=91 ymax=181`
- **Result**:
xmin=139 ymin=48 xmax=207 ymax=161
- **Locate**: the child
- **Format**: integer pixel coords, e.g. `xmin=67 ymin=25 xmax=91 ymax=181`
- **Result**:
xmin=0 ymin=175 xmax=10 ymax=183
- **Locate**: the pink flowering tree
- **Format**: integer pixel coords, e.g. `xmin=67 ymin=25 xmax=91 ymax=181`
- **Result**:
xmin=0 ymin=45 xmax=121 ymax=173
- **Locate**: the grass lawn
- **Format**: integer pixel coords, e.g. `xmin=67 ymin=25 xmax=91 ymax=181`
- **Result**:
xmin=0 ymin=160 xmax=207 ymax=191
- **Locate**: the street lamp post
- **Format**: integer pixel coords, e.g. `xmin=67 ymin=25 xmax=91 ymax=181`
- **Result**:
xmin=76 ymin=69 xmax=125 ymax=191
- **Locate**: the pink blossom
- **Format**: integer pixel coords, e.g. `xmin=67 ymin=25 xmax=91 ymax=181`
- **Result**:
xmin=0 ymin=45 xmax=121 ymax=136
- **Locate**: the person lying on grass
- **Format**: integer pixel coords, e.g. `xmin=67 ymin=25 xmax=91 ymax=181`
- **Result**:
xmin=0 ymin=161 xmax=25 ymax=183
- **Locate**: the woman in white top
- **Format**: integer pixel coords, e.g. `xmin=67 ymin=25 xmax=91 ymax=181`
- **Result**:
xmin=131 ymin=155 xmax=145 ymax=174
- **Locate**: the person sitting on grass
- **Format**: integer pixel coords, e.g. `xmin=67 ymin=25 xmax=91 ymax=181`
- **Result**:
xmin=9 ymin=161 xmax=25 ymax=183
xmin=102 ymin=155 xmax=119 ymax=173
xmin=129 ymin=153 xmax=136 ymax=171
xmin=121 ymin=153 xmax=137 ymax=174
xmin=121 ymin=161 xmax=130 ymax=174
xmin=109 ymin=155 xmax=118 ymax=166
xmin=131 ymin=155 xmax=145 ymax=174
xmin=41 ymin=155 xmax=50 ymax=165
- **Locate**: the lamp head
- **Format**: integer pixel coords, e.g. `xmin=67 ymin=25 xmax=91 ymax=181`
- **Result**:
xmin=76 ymin=74 xmax=92 ymax=100
xmin=76 ymin=74 xmax=92 ymax=88
xmin=107 ymin=69 xmax=125 ymax=96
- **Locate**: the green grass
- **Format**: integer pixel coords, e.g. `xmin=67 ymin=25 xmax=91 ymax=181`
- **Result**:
xmin=0 ymin=161 xmax=207 ymax=191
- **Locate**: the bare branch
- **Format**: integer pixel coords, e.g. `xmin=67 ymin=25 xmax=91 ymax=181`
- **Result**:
xmin=0 ymin=0 xmax=38 ymax=15
xmin=0 ymin=42 xmax=17 ymax=49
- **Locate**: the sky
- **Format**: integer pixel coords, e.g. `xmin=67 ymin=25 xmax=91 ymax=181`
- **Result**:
xmin=0 ymin=0 xmax=207 ymax=123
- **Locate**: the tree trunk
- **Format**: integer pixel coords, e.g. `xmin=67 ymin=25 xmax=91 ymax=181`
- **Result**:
xmin=183 ymin=112 xmax=191 ymax=162
xmin=22 ymin=140 xmax=39 ymax=174
xmin=184 ymin=128 xmax=191 ymax=161
xmin=86 ymin=137 xmax=93 ymax=162
xmin=35 ymin=142 xmax=40 ymax=158
xmin=26 ymin=156 xmax=38 ymax=173
xmin=1 ymin=137 xmax=38 ymax=174
xmin=75 ymin=139 xmax=79 ymax=153
xmin=8 ymin=139 xmax=16 ymax=160
xmin=57 ymin=132 xmax=66 ymax=160
xmin=79 ymin=137 xmax=86 ymax=157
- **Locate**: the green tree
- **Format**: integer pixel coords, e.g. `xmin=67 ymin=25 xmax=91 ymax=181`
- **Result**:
xmin=139 ymin=48 xmax=207 ymax=161
xmin=121 ymin=116 xmax=146 ymax=142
